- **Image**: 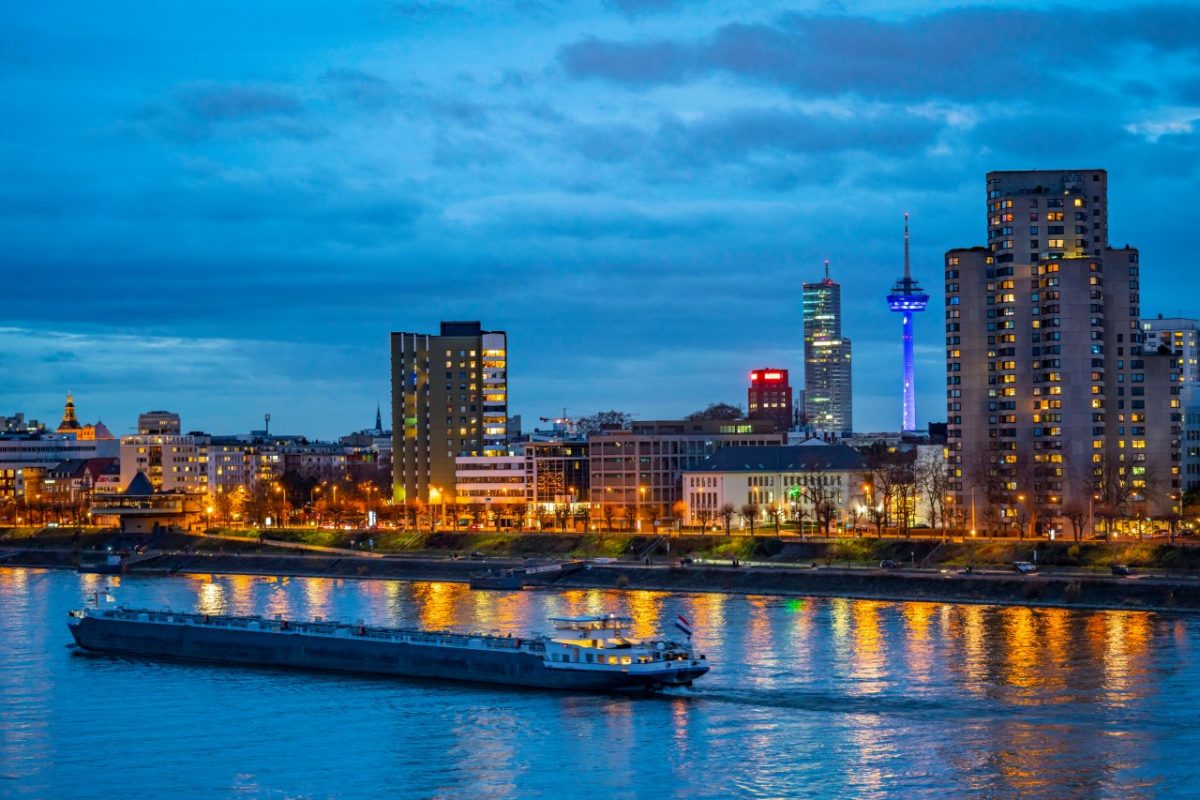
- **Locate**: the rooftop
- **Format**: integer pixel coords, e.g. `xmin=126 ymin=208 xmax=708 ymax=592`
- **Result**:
xmin=697 ymin=444 xmax=867 ymax=473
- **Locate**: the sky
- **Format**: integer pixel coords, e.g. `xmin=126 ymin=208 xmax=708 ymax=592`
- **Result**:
xmin=3 ymin=1 xmax=1200 ymax=439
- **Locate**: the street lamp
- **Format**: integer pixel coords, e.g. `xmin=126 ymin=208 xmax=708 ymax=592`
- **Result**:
xmin=638 ymin=485 xmax=647 ymax=533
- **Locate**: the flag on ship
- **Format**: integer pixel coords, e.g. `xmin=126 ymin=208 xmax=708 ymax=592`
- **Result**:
xmin=675 ymin=615 xmax=692 ymax=637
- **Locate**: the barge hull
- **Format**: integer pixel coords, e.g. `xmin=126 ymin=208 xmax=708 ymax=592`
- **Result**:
xmin=69 ymin=617 xmax=704 ymax=691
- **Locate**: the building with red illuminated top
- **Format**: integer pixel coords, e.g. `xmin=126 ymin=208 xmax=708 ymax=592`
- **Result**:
xmin=748 ymin=369 xmax=792 ymax=432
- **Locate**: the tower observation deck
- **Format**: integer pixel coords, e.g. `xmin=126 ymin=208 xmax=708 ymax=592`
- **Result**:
xmin=886 ymin=214 xmax=928 ymax=433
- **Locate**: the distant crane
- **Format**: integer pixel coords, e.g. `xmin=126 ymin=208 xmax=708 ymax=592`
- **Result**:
xmin=539 ymin=409 xmax=578 ymax=435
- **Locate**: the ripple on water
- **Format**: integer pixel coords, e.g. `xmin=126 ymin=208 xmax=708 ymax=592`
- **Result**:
xmin=1 ymin=569 xmax=1198 ymax=799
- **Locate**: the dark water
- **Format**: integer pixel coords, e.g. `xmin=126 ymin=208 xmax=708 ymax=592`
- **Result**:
xmin=2 ymin=569 xmax=1197 ymax=799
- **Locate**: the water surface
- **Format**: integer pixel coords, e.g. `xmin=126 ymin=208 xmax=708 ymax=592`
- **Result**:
xmin=1 ymin=568 xmax=1196 ymax=799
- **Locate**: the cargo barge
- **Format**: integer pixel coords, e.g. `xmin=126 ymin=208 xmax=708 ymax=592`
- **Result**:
xmin=67 ymin=608 xmax=709 ymax=692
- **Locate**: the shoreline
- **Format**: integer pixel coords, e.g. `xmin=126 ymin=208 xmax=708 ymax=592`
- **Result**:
xmin=6 ymin=549 xmax=1200 ymax=615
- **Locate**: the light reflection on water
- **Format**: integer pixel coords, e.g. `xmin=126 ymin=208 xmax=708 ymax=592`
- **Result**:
xmin=1 ymin=567 xmax=1197 ymax=799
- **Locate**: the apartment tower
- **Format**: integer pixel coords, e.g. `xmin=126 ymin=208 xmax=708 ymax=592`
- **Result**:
xmin=802 ymin=261 xmax=853 ymax=435
xmin=945 ymin=169 xmax=1168 ymax=532
xmin=390 ymin=321 xmax=508 ymax=505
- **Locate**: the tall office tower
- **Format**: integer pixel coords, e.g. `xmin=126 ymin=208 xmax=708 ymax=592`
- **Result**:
xmin=747 ymin=368 xmax=793 ymax=432
xmin=945 ymin=169 xmax=1168 ymax=532
xmin=802 ymin=261 xmax=853 ymax=435
xmin=390 ymin=321 xmax=508 ymax=504
xmin=887 ymin=215 xmax=929 ymax=432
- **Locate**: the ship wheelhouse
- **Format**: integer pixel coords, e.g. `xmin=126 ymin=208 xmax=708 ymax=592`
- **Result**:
xmin=541 ymin=614 xmax=698 ymax=671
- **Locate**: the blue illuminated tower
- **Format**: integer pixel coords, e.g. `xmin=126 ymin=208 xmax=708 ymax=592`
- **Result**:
xmin=886 ymin=214 xmax=928 ymax=432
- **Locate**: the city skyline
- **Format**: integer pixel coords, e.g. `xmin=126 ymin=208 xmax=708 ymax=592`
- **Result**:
xmin=4 ymin=2 xmax=1200 ymax=438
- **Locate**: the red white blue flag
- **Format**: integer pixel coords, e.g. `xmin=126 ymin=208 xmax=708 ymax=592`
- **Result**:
xmin=675 ymin=614 xmax=693 ymax=637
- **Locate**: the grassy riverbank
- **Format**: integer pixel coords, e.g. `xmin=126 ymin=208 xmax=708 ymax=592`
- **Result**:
xmin=6 ymin=526 xmax=1200 ymax=573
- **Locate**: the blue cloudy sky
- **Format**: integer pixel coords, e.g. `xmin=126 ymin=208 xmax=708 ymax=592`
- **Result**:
xmin=3 ymin=1 xmax=1199 ymax=438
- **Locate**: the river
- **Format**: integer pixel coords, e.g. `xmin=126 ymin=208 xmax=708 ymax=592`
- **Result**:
xmin=1 ymin=568 xmax=1196 ymax=799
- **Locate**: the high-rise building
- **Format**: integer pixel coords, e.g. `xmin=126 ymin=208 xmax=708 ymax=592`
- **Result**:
xmin=390 ymin=321 xmax=508 ymax=504
xmin=802 ymin=261 xmax=853 ymax=435
xmin=887 ymin=215 xmax=929 ymax=432
xmin=945 ymin=169 xmax=1170 ymax=532
xmin=1142 ymin=317 xmax=1200 ymax=499
xmin=747 ymin=368 xmax=792 ymax=432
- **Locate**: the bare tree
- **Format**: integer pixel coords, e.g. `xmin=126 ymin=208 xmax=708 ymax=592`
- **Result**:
xmin=1095 ymin=457 xmax=1138 ymax=540
xmin=1063 ymin=503 xmax=1089 ymax=542
xmin=601 ymin=503 xmax=617 ymax=533
xmin=918 ymin=456 xmax=951 ymax=533
xmin=575 ymin=410 xmax=633 ymax=436
xmin=685 ymin=403 xmax=744 ymax=421
xmin=671 ymin=500 xmax=688 ymax=532
xmin=694 ymin=505 xmax=715 ymax=533
xmin=740 ymin=503 xmax=760 ymax=536
xmin=718 ymin=503 xmax=737 ymax=536
xmin=553 ymin=502 xmax=571 ymax=531
xmin=765 ymin=502 xmax=784 ymax=535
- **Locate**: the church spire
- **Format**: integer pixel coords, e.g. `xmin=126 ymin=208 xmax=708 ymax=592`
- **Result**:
xmin=375 ymin=402 xmax=382 ymax=433
xmin=57 ymin=391 xmax=81 ymax=432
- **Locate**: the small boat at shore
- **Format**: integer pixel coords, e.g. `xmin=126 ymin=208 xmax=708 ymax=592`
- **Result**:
xmin=67 ymin=608 xmax=709 ymax=692
xmin=468 ymin=559 xmax=586 ymax=591
xmin=77 ymin=554 xmax=126 ymax=575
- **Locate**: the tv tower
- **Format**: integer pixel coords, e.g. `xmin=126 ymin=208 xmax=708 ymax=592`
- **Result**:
xmin=886 ymin=213 xmax=928 ymax=432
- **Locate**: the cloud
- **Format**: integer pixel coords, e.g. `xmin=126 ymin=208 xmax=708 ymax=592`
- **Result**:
xmin=322 ymin=68 xmax=400 ymax=113
xmin=176 ymin=83 xmax=303 ymax=121
xmin=130 ymin=82 xmax=322 ymax=142
xmin=607 ymin=0 xmax=680 ymax=18
xmin=560 ymin=6 xmax=1200 ymax=101
xmin=0 ymin=326 xmax=388 ymax=438
xmin=443 ymin=192 xmax=737 ymax=240
xmin=379 ymin=1 xmax=467 ymax=19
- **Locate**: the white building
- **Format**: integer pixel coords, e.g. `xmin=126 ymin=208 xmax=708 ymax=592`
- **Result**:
xmin=120 ymin=433 xmax=209 ymax=494
xmin=454 ymin=455 xmax=528 ymax=508
xmin=682 ymin=444 xmax=868 ymax=529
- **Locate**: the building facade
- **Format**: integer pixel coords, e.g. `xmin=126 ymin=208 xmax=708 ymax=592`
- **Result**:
xmin=524 ymin=440 xmax=589 ymax=510
xmin=391 ymin=321 xmax=508 ymax=504
xmin=945 ymin=169 xmax=1171 ymax=531
xmin=747 ymin=369 xmax=792 ymax=432
xmin=803 ymin=263 xmax=853 ymax=434
xmin=453 ymin=455 xmax=527 ymax=525
xmin=588 ymin=420 xmax=784 ymax=523
xmin=120 ymin=424 xmax=210 ymax=495
xmin=682 ymin=444 xmax=868 ymax=528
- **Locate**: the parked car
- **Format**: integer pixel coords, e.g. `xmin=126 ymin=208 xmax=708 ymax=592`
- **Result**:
xmin=1110 ymin=563 xmax=1132 ymax=577
xmin=470 ymin=550 xmax=485 ymax=558
xmin=1013 ymin=561 xmax=1038 ymax=574
xmin=879 ymin=559 xmax=900 ymax=569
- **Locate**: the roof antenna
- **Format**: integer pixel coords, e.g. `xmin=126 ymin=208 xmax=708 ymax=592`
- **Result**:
xmin=824 ymin=259 xmax=830 ymax=280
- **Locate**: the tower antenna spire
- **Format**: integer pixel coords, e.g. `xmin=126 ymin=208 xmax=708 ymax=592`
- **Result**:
xmin=824 ymin=259 xmax=830 ymax=280
xmin=904 ymin=212 xmax=911 ymax=280
xmin=887 ymin=212 xmax=928 ymax=433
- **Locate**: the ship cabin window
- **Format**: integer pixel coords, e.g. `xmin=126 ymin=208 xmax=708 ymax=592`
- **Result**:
xmin=621 ymin=657 xmax=632 ymax=665
xmin=586 ymin=653 xmax=594 ymax=663
xmin=608 ymin=656 xmax=619 ymax=665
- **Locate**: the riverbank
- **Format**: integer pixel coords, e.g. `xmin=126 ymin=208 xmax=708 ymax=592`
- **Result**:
xmin=6 ymin=544 xmax=1200 ymax=614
